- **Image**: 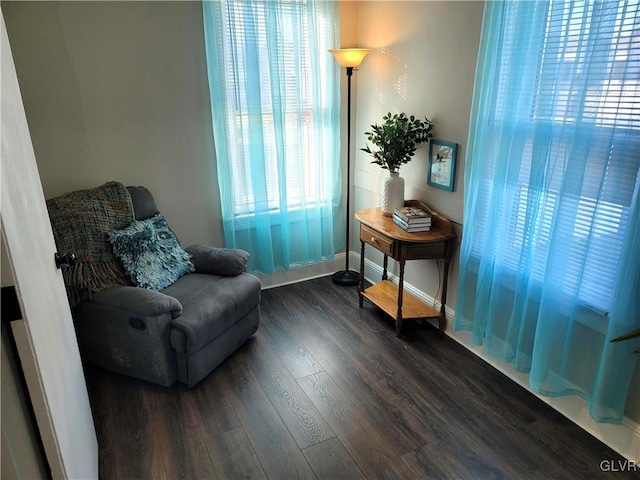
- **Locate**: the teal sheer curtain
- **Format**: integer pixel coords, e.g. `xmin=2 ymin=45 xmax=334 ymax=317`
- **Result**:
xmin=202 ymin=0 xmax=342 ymax=273
xmin=455 ymin=0 xmax=640 ymax=423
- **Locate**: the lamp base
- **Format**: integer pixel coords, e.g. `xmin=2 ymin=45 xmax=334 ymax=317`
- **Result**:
xmin=332 ymin=269 xmax=360 ymax=286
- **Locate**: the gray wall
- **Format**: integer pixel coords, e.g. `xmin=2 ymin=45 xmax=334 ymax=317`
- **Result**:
xmin=352 ymin=1 xmax=480 ymax=312
xmin=2 ymin=1 xmax=222 ymax=248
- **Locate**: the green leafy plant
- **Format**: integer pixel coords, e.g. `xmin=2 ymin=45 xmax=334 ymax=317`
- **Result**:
xmin=611 ymin=327 xmax=640 ymax=354
xmin=361 ymin=112 xmax=434 ymax=173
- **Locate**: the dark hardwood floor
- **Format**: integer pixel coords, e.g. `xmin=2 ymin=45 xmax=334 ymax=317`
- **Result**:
xmin=84 ymin=276 xmax=637 ymax=479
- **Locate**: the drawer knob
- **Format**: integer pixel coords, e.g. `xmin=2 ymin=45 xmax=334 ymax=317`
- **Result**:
xmin=371 ymin=237 xmax=377 ymax=243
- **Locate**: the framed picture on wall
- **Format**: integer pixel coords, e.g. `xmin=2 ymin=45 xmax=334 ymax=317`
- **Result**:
xmin=427 ymin=139 xmax=457 ymax=192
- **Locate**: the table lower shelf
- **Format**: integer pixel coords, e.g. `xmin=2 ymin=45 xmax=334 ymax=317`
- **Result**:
xmin=361 ymin=280 xmax=440 ymax=320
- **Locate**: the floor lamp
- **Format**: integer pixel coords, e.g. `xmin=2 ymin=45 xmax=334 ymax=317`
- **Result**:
xmin=329 ymin=48 xmax=371 ymax=286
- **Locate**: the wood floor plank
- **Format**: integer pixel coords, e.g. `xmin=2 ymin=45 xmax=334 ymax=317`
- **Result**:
xmin=298 ymin=371 xmax=411 ymax=480
xmin=261 ymin=285 xmax=315 ymax=328
xmin=96 ymin=447 xmax=116 ymax=480
xmin=243 ymin=334 xmax=336 ymax=449
xmin=305 ymin=279 xmax=577 ymax=474
xmin=85 ymin=366 xmax=171 ymax=479
xmin=304 ymin=284 xmax=453 ymax=421
xmin=349 ymin=323 xmax=567 ymax=475
xmin=302 ymin=437 xmax=366 ymax=480
xmin=522 ymin=418 xmax=640 ymax=479
xmin=337 ymin=279 xmax=637 ymax=477
xmin=290 ymin=319 xmax=427 ymax=455
xmin=111 ymin=411 xmax=171 ymax=480
xmin=400 ymin=441 xmax=511 ymax=480
xmin=205 ymin=427 xmax=267 ymax=480
xmin=115 ymin=383 xmax=216 ymax=479
xmin=291 ymin=281 xmax=539 ymax=476
xmin=190 ymin=367 xmax=242 ymax=435
xmin=218 ymin=348 xmax=317 ymax=479
xmin=85 ymin=276 xmax=634 ymax=480
xmin=257 ymin=312 xmax=324 ymax=379
xmin=161 ymin=388 xmax=219 ymax=480
xmin=356 ymin=298 xmax=542 ymax=428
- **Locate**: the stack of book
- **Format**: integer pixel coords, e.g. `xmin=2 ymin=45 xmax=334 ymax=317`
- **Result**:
xmin=393 ymin=206 xmax=432 ymax=232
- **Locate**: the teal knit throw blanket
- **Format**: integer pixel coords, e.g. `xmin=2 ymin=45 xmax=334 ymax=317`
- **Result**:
xmin=46 ymin=181 xmax=135 ymax=307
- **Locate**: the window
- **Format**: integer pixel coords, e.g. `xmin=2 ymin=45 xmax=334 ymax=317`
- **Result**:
xmin=219 ymin=1 xmax=338 ymax=219
xmin=202 ymin=0 xmax=342 ymax=273
xmin=454 ymin=0 xmax=640 ymax=423
xmin=533 ymin=1 xmax=640 ymax=129
xmin=205 ymin=0 xmax=339 ymax=217
xmin=468 ymin=0 xmax=640 ymax=317
xmin=455 ymin=0 xmax=640 ymax=424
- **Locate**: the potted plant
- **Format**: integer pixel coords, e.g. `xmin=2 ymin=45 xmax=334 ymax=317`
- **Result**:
xmin=361 ymin=112 xmax=434 ymax=215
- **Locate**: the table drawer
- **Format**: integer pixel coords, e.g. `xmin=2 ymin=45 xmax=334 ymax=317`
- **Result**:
xmin=361 ymin=225 xmax=394 ymax=256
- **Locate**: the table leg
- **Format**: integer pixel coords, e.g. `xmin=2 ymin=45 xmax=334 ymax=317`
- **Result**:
xmin=439 ymin=258 xmax=451 ymax=334
xmin=382 ymin=255 xmax=388 ymax=281
xmin=396 ymin=258 xmax=405 ymax=337
xmin=358 ymin=240 xmax=365 ymax=307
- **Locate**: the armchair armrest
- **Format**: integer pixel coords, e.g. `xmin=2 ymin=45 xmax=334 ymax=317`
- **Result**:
xmin=74 ymin=286 xmax=181 ymax=386
xmin=185 ymin=245 xmax=249 ymax=277
xmin=89 ymin=286 xmax=183 ymax=319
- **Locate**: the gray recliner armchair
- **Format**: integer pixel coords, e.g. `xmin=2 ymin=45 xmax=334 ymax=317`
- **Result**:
xmin=68 ymin=185 xmax=261 ymax=387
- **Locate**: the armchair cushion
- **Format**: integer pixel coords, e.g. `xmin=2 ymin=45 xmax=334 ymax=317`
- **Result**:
xmin=164 ymin=272 xmax=261 ymax=354
xmin=127 ymin=185 xmax=159 ymax=220
xmin=89 ymin=285 xmax=183 ymax=319
xmin=108 ymin=213 xmax=195 ymax=290
xmin=185 ymin=245 xmax=249 ymax=277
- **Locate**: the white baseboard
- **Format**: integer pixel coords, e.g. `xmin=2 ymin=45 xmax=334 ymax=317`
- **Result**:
xmin=254 ymin=253 xmax=348 ymax=289
xmin=258 ymin=252 xmax=640 ymax=462
xmin=360 ymin=254 xmax=640 ymax=463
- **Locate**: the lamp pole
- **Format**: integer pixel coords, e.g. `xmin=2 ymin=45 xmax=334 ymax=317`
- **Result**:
xmin=328 ymin=49 xmax=370 ymax=286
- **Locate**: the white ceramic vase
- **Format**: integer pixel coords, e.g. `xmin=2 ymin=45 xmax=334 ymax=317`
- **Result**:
xmin=380 ymin=172 xmax=405 ymax=216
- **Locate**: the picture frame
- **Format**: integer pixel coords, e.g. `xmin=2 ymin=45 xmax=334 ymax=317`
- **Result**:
xmin=427 ymin=139 xmax=457 ymax=192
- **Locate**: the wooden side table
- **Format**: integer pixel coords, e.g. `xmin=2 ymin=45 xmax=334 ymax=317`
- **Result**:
xmin=355 ymin=200 xmax=457 ymax=337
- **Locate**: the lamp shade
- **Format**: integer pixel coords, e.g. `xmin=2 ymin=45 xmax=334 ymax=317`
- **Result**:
xmin=328 ymin=48 xmax=371 ymax=68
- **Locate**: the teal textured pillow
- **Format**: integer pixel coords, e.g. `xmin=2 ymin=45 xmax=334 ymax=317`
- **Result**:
xmin=108 ymin=214 xmax=195 ymax=290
